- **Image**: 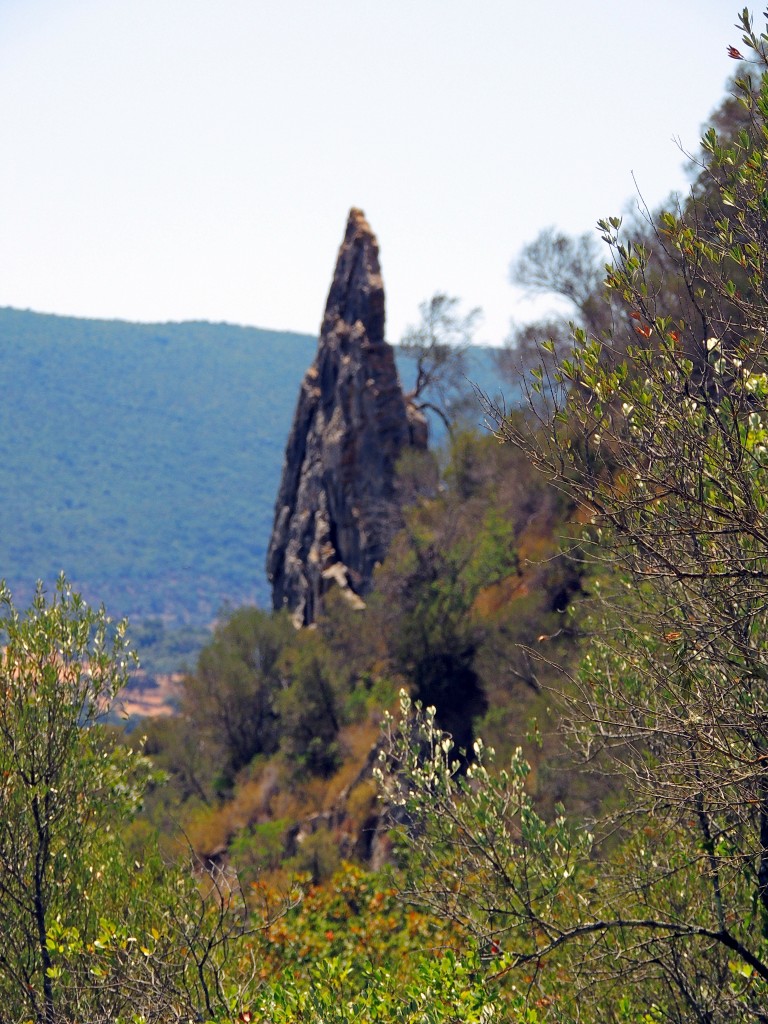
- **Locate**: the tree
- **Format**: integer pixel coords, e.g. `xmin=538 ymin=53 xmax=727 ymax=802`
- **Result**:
xmin=0 ymin=577 xmax=251 ymax=1024
xmin=511 ymin=226 xmax=608 ymax=337
xmin=180 ymin=607 xmax=295 ymax=792
xmin=383 ymin=12 xmax=768 ymax=1020
xmin=0 ymin=577 xmax=149 ymax=1022
xmin=498 ymin=65 xmax=762 ymax=394
xmin=372 ymin=432 xmax=528 ymax=754
xmin=400 ymin=293 xmax=481 ymax=436
xmin=496 ymin=226 xmax=616 ymax=392
xmin=276 ymin=630 xmax=343 ymax=778
xmin=378 ymin=693 xmax=587 ymax=1018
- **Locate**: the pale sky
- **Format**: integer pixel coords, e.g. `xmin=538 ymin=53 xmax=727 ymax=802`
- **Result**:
xmin=0 ymin=1 xmax=740 ymax=347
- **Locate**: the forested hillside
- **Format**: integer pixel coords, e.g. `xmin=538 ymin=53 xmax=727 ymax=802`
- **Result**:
xmin=0 ymin=311 xmax=315 ymax=624
xmin=0 ymin=307 xmax=504 ymax=641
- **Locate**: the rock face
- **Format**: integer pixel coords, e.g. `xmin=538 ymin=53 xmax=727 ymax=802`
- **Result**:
xmin=267 ymin=208 xmax=426 ymax=625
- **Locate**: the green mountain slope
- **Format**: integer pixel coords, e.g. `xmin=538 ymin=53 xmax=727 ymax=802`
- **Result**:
xmin=0 ymin=308 xmax=316 ymax=624
xmin=0 ymin=307 xmax=509 ymax=629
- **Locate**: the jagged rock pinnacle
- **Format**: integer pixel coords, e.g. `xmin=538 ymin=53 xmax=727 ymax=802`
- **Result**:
xmin=266 ymin=208 xmax=426 ymax=626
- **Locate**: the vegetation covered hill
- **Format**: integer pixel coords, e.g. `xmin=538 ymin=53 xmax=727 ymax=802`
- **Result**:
xmin=0 ymin=310 xmax=315 ymax=625
xmin=0 ymin=306 xmax=505 ymax=642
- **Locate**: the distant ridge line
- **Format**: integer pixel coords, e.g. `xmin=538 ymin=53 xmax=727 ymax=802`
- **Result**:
xmin=0 ymin=304 xmax=316 ymax=342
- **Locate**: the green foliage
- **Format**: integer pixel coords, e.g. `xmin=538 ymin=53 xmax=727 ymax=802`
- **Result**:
xmin=0 ymin=577 xmax=144 ymax=1021
xmin=374 ymin=516 xmax=488 ymax=752
xmin=251 ymin=861 xmax=453 ymax=969
xmin=0 ymin=577 xmax=248 ymax=1023
xmin=473 ymin=12 xmax=768 ymax=1018
xmin=182 ymin=607 xmax=295 ymax=789
xmin=0 ymin=309 xmax=318 ymax=627
xmin=230 ymin=818 xmax=290 ymax=883
xmin=39 ymin=842 xmax=252 ymax=1024
xmin=244 ymin=862 xmax=517 ymax=1023
xmin=379 ymin=693 xmax=591 ymax=958
xmin=380 ymin=688 xmax=768 ymax=1020
xmin=276 ymin=631 xmax=344 ymax=778
xmin=373 ymin=427 xmax=572 ymax=754
xmin=287 ymin=826 xmax=342 ymax=884
xmin=250 ymin=951 xmax=508 ymax=1024
xmin=145 ymin=604 xmax=356 ymax=811
xmin=394 ymin=445 xmax=441 ymax=506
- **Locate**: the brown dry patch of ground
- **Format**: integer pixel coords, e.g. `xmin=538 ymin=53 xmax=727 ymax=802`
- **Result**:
xmin=118 ymin=671 xmax=183 ymax=719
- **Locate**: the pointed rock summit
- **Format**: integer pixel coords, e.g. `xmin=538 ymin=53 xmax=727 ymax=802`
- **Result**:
xmin=267 ymin=208 xmax=426 ymax=625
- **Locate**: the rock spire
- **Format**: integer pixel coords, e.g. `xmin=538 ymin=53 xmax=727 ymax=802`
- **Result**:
xmin=267 ymin=208 xmax=425 ymax=626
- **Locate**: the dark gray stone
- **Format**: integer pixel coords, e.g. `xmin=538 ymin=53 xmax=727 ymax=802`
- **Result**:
xmin=267 ymin=208 xmax=426 ymax=625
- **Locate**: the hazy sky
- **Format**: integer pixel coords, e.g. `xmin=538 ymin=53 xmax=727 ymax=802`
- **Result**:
xmin=0 ymin=1 xmax=741 ymax=346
